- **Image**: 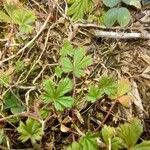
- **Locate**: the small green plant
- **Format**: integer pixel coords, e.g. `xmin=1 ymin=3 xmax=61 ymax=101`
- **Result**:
xmin=17 ymin=118 xmax=44 ymax=144
xmin=101 ymin=125 xmax=123 ymax=150
xmin=86 ymin=76 xmax=117 ymax=102
xmin=60 ymin=40 xmax=92 ymax=78
xmin=0 ymin=4 xmax=36 ymax=33
xmin=118 ymin=118 xmax=150 ymax=150
xmin=4 ymin=91 xmax=25 ymax=114
xmin=15 ymin=60 xmax=25 ymax=73
xmin=67 ymin=118 xmax=150 ymax=150
xmin=42 ymin=78 xmax=74 ymax=111
xmin=67 ymin=132 xmax=99 ymax=150
xmin=67 ymin=0 xmax=93 ymax=21
xmin=102 ymin=0 xmax=141 ymax=27
xmin=86 ymin=76 xmax=132 ymax=107
xmin=0 ymin=71 xmax=10 ymax=87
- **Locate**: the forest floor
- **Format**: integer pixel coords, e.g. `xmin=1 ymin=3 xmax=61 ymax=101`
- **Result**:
xmin=0 ymin=0 xmax=150 ymax=149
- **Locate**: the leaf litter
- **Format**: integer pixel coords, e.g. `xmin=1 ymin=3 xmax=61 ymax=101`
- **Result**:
xmin=0 ymin=0 xmax=149 ymax=149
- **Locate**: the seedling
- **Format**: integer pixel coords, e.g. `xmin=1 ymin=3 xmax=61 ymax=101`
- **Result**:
xmin=0 ymin=4 xmax=36 ymax=33
xmin=67 ymin=118 xmax=150 ymax=150
xmin=60 ymin=40 xmax=92 ymax=78
xmin=42 ymin=78 xmax=74 ymax=111
xmin=17 ymin=118 xmax=44 ymax=144
xmin=102 ymin=0 xmax=141 ymax=27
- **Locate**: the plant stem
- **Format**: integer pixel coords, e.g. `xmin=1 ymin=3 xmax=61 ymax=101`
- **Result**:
xmin=72 ymin=74 xmax=76 ymax=98
xmin=95 ymin=100 xmax=117 ymax=131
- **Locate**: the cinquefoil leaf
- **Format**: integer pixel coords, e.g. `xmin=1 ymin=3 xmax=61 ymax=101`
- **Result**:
xmin=17 ymin=118 xmax=44 ymax=144
xmin=131 ymin=141 xmax=150 ymax=150
xmin=99 ymin=76 xmax=117 ymax=96
xmin=86 ymin=85 xmax=103 ymax=103
xmin=118 ymin=118 xmax=143 ymax=148
xmin=42 ymin=78 xmax=73 ymax=111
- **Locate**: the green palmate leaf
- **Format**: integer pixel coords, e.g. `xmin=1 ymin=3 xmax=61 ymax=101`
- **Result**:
xmin=111 ymin=137 xmax=124 ymax=150
xmin=122 ymin=0 xmax=141 ymax=9
xmin=61 ymin=57 xmax=73 ymax=73
xmin=118 ymin=118 xmax=143 ymax=148
xmin=101 ymin=125 xmax=116 ymax=145
xmin=56 ymin=78 xmax=73 ymax=97
xmin=54 ymin=96 xmax=73 ymax=111
xmin=4 ymin=92 xmax=25 ymax=114
xmin=66 ymin=141 xmax=82 ymax=150
xmin=131 ymin=141 xmax=150 ymax=150
xmin=61 ymin=47 xmax=92 ymax=77
xmin=67 ymin=0 xmax=93 ymax=21
xmin=42 ymin=79 xmax=55 ymax=102
xmin=42 ymin=78 xmax=73 ymax=111
xmin=0 ymin=72 xmax=10 ymax=87
xmin=109 ymin=79 xmax=131 ymax=99
xmin=4 ymin=4 xmax=16 ymax=19
xmin=55 ymin=66 xmax=63 ymax=78
xmin=60 ymin=40 xmax=74 ymax=56
xmin=117 ymin=7 xmax=131 ymax=27
xmin=0 ymin=10 xmax=12 ymax=23
xmin=80 ymin=132 xmax=99 ymax=150
xmin=73 ymin=48 xmax=92 ymax=77
xmin=103 ymin=8 xmax=118 ymax=27
xmin=86 ymin=85 xmax=103 ymax=103
xmin=103 ymin=0 xmax=120 ymax=7
xmin=40 ymin=108 xmax=49 ymax=119
xmin=17 ymin=118 xmax=44 ymax=144
xmin=99 ymin=76 xmax=117 ymax=96
xmin=15 ymin=60 xmax=25 ymax=72
xmin=12 ymin=8 xmax=36 ymax=33
xmin=4 ymin=4 xmax=36 ymax=33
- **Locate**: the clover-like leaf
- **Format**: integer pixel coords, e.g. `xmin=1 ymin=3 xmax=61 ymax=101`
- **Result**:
xmin=86 ymin=85 xmax=103 ymax=103
xmin=122 ymin=0 xmax=141 ymax=9
xmin=117 ymin=7 xmax=131 ymax=27
xmin=103 ymin=8 xmax=118 ymax=27
xmin=118 ymin=118 xmax=143 ymax=148
xmin=42 ymin=78 xmax=73 ymax=111
xmin=103 ymin=0 xmax=120 ymax=7
xmin=17 ymin=118 xmax=44 ymax=144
